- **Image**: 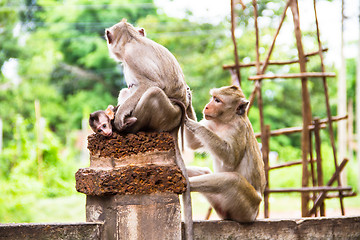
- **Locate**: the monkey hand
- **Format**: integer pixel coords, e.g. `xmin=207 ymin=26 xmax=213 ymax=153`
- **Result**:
xmin=184 ymin=117 xmax=199 ymax=133
xmin=118 ymin=116 xmax=137 ymax=131
xmin=114 ymin=107 xmax=133 ymax=131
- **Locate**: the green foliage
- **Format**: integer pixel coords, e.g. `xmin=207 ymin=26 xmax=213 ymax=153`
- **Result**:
xmin=0 ymin=0 xmax=358 ymax=222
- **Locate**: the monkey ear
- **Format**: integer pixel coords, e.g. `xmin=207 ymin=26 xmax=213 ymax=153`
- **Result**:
xmin=236 ymin=99 xmax=249 ymax=115
xmin=105 ymin=30 xmax=112 ymax=44
xmin=105 ymin=105 xmax=115 ymax=120
xmin=138 ymin=28 xmax=146 ymax=37
xmin=121 ymin=18 xmax=127 ymax=23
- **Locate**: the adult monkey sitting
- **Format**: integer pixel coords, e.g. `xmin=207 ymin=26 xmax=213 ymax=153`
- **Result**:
xmin=105 ymin=19 xmax=195 ymax=132
xmin=105 ymin=19 xmax=195 ymax=239
xmin=185 ymin=85 xmax=266 ymax=222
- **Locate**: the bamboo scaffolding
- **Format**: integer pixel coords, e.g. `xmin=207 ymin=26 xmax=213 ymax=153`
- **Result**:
xmin=309 ymin=159 xmax=348 ymax=215
xmin=314 ymin=118 xmax=325 ymax=216
xmin=313 ymin=0 xmax=345 ymax=215
xmin=230 ymin=0 xmax=241 ymax=85
xmin=223 ymin=48 xmax=328 ymax=69
xmin=248 ymin=72 xmax=336 ymax=81
xmin=266 ymin=186 xmax=352 ymax=193
xmin=254 ymin=115 xmax=348 ymax=138
xmin=326 ymin=192 xmax=357 ymax=198
xmin=269 ymin=159 xmax=316 ymax=170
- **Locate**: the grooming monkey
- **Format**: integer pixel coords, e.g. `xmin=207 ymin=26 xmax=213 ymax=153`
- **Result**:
xmin=185 ymin=85 xmax=266 ymax=222
xmin=105 ymin=19 xmax=194 ymax=239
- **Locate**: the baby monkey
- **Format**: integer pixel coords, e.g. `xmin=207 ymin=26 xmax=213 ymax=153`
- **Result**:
xmin=89 ymin=88 xmax=137 ymax=136
xmin=89 ymin=105 xmax=137 ymax=136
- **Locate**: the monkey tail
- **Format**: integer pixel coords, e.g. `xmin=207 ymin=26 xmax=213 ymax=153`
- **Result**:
xmin=169 ymin=98 xmax=186 ymax=152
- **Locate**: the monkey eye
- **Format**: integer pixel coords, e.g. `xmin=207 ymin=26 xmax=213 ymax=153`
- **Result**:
xmin=214 ymin=97 xmax=221 ymax=103
xmin=98 ymin=129 xmax=102 ymax=133
xmin=102 ymin=124 xmax=107 ymax=128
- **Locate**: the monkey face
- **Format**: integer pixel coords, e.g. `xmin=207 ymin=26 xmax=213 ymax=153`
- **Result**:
xmin=203 ymin=86 xmax=249 ymax=121
xmin=203 ymin=95 xmax=224 ymax=120
xmin=89 ymin=111 xmax=113 ymax=136
xmin=96 ymin=114 xmax=113 ymax=136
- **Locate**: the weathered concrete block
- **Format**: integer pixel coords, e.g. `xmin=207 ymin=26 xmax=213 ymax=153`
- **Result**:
xmin=184 ymin=216 xmax=360 ymax=240
xmin=75 ymin=165 xmax=186 ymax=196
xmin=87 ymin=193 xmax=181 ymax=240
xmin=0 ymin=223 xmax=102 ymax=240
xmin=76 ymin=131 xmax=185 ymax=240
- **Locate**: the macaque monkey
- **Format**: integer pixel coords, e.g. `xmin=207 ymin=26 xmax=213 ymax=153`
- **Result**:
xmin=105 ymin=19 xmax=194 ymax=239
xmin=105 ymin=19 xmax=190 ymax=132
xmin=89 ymin=105 xmax=138 ymax=136
xmin=185 ymin=85 xmax=266 ymax=222
xmin=89 ymin=88 xmax=137 ymax=136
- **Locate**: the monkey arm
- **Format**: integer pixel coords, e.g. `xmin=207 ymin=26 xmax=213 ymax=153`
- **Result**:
xmin=185 ymin=118 xmax=237 ymax=166
xmin=184 ymin=117 xmax=203 ymax=150
xmin=114 ymin=84 xmax=150 ymax=131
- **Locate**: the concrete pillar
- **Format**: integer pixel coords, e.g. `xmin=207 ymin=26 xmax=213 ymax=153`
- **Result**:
xmin=86 ymin=194 xmax=181 ymax=240
xmin=75 ymin=131 xmax=186 ymax=240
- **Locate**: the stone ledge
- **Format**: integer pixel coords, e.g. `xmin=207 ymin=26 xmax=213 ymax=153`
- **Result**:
xmin=182 ymin=216 xmax=360 ymax=240
xmin=75 ymin=165 xmax=186 ymax=196
xmin=2 ymin=216 xmax=359 ymax=240
xmin=0 ymin=223 xmax=102 ymax=240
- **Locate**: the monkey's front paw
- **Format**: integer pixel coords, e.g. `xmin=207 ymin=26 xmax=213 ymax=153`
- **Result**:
xmin=184 ymin=118 xmax=198 ymax=132
xmin=114 ymin=115 xmax=126 ymax=131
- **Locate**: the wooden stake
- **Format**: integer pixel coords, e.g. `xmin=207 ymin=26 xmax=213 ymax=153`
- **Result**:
xmin=313 ymin=0 xmax=345 ymax=215
xmin=289 ymin=0 xmax=312 ymax=217
xmin=223 ymin=48 xmax=329 ymax=69
xmin=248 ymin=72 xmax=336 ymax=81
xmin=263 ymin=125 xmax=271 ymax=218
xmin=309 ymin=159 xmax=349 ymax=215
xmin=230 ymin=0 xmax=241 ymax=86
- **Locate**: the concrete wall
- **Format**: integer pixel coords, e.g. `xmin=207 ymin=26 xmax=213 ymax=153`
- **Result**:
xmin=0 ymin=223 xmax=102 ymax=240
xmin=187 ymin=216 xmax=360 ymax=240
xmin=1 ymin=216 xmax=359 ymax=240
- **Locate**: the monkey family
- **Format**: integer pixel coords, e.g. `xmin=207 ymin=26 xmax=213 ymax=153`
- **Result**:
xmin=89 ymin=19 xmax=265 ymax=239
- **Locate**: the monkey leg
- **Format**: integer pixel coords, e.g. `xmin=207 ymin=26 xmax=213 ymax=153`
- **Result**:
xmin=187 ymin=166 xmax=212 ymax=177
xmin=190 ymin=172 xmax=262 ymax=222
xmin=130 ymin=86 xmax=182 ymax=132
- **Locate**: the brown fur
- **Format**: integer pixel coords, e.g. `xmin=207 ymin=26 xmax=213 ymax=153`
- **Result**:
xmin=105 ymin=20 xmax=194 ymax=239
xmin=185 ymin=85 xmax=266 ymax=222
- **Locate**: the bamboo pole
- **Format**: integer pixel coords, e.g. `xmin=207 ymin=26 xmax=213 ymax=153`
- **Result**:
xmin=314 ymin=0 xmax=345 ymax=213
xmin=223 ymin=48 xmax=329 ymax=69
xmin=289 ymin=0 xmax=312 ymax=217
xmin=263 ymin=125 xmax=271 ymax=218
xmin=267 ymin=186 xmax=352 ymax=193
xmin=230 ymin=0 xmax=241 ymax=86
xmin=309 ymin=159 xmax=349 ymax=215
xmin=254 ymin=115 xmax=347 ymax=138
xmin=248 ymin=72 xmax=336 ymax=81
xmin=269 ymin=159 xmax=316 ymax=170
xmin=308 ymin=129 xmax=317 ymax=217
xmin=260 ymin=0 xmax=290 ymax=74
xmin=314 ymin=118 xmax=325 ymax=216
xmin=247 ymin=0 xmax=261 ymax=116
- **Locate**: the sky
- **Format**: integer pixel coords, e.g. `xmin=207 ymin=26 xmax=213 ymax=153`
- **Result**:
xmin=155 ymin=0 xmax=360 ymax=67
